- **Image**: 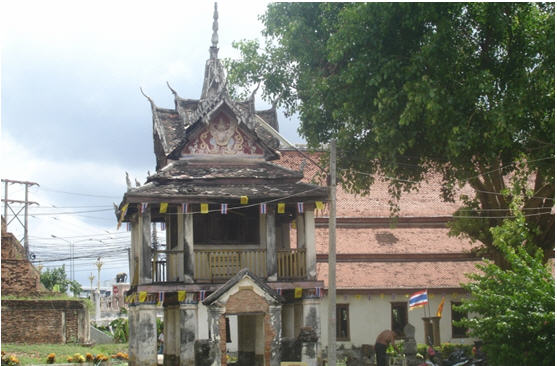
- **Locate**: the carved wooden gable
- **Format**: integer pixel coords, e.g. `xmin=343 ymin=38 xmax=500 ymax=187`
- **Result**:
xmin=182 ymin=109 xmax=265 ymax=157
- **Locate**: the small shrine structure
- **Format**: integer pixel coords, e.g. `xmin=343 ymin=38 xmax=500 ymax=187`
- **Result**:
xmin=117 ymin=4 xmax=328 ymax=366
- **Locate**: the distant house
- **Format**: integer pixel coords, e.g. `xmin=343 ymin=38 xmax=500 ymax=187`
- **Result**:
xmin=1 ymin=217 xmax=90 ymax=344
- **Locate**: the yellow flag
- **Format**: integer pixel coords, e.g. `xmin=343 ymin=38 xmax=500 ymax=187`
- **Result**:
xmin=315 ymin=201 xmax=324 ymax=210
xmin=178 ymin=290 xmax=186 ymax=302
xmin=139 ymin=291 xmax=147 ymax=303
xmin=355 ymin=294 xmax=361 ymax=300
xmin=201 ymin=203 xmax=209 ymax=214
xmin=277 ymin=203 xmax=285 ymax=214
xmin=294 ymin=287 xmax=302 ymax=298
xmin=291 ymin=221 xmax=297 ymax=229
xmin=159 ymin=202 xmax=168 ymax=213
xmin=240 ymin=196 xmax=248 ymax=204
xmin=117 ymin=203 xmax=129 ymax=229
xmin=436 ymin=297 xmax=445 ymax=317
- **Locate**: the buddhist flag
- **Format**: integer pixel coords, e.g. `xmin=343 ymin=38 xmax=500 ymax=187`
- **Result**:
xmin=159 ymin=202 xmax=168 ymax=213
xmin=139 ymin=291 xmax=147 ymax=303
xmin=315 ymin=201 xmax=324 ymax=210
xmin=294 ymin=287 xmax=302 ymax=298
xmin=221 ymin=203 xmax=228 ymax=214
xmin=409 ymin=289 xmax=428 ymax=310
xmin=178 ymin=290 xmax=186 ymax=302
xmin=260 ymin=203 xmax=267 ymax=214
xmin=140 ymin=203 xmax=148 ymax=213
xmin=297 ymin=202 xmax=304 ymax=214
xmin=240 ymin=196 xmax=248 ymax=204
xmin=277 ymin=203 xmax=285 ymax=214
xmin=436 ymin=297 xmax=445 ymax=317
xmin=200 ymin=203 xmax=209 ymax=214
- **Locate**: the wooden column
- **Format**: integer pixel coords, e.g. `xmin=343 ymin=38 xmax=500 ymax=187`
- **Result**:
xmin=138 ymin=209 xmax=152 ymax=284
xmin=303 ymin=203 xmax=316 ymax=280
xmin=173 ymin=212 xmax=185 ymax=282
xmin=183 ymin=213 xmax=194 ymax=283
xmin=130 ymin=217 xmax=139 ymax=286
xmin=296 ymin=214 xmax=305 ymax=249
xmin=266 ymin=211 xmax=277 ymax=281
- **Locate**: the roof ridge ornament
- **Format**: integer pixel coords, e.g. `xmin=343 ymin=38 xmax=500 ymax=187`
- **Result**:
xmin=210 ymin=2 xmax=219 ymax=59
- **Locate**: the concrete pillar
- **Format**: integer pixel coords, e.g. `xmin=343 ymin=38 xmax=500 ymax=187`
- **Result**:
xmin=207 ymin=306 xmax=224 ymax=366
xmin=302 ymin=298 xmax=320 ymax=341
xmin=164 ymin=305 xmax=181 ymax=366
xmin=180 ymin=303 xmax=198 ymax=366
xmin=296 ymin=214 xmax=305 ymax=249
xmin=266 ymin=212 xmax=277 ymax=281
xmin=183 ymin=213 xmax=194 ymax=283
xmin=303 ymin=205 xmax=316 ymax=279
xmin=269 ymin=305 xmax=282 ymax=366
xmin=128 ymin=307 xmax=137 ymax=365
xmin=139 ymin=209 xmax=152 ymax=284
xmin=135 ymin=304 xmax=158 ymax=366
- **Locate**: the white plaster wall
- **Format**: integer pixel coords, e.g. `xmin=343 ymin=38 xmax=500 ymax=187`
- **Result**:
xmin=196 ymin=302 xmax=238 ymax=352
xmin=319 ymin=292 xmax=474 ymax=349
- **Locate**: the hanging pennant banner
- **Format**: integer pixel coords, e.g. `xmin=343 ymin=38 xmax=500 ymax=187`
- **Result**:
xmin=260 ymin=203 xmax=267 ymax=214
xmin=221 ymin=203 xmax=228 ymax=214
xmin=291 ymin=221 xmax=296 ymax=229
xmin=160 ymin=222 xmax=166 ymax=231
xmin=297 ymin=202 xmax=304 ymax=214
xmin=117 ymin=203 xmax=129 ymax=229
xmin=178 ymin=290 xmax=186 ymax=302
xmin=139 ymin=291 xmax=147 ymax=303
xmin=140 ymin=203 xmax=148 ymax=214
xmin=315 ymin=287 xmax=322 ymax=297
xmin=294 ymin=287 xmax=302 ymax=298
xmin=157 ymin=292 xmax=165 ymax=306
xmin=159 ymin=202 xmax=168 ymax=213
xmin=200 ymin=290 xmax=207 ymax=301
xmin=182 ymin=203 xmax=189 ymax=214
xmin=277 ymin=203 xmax=285 ymax=214
xmin=200 ymin=203 xmax=209 ymax=214
xmin=355 ymin=294 xmax=362 ymax=300
xmin=315 ymin=201 xmax=324 ymax=210
xmin=277 ymin=288 xmax=283 ymax=296
xmin=126 ymin=222 xmax=130 ymax=232
xmin=240 ymin=196 xmax=248 ymax=204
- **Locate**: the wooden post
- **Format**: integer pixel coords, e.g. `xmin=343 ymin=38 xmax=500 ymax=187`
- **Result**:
xmin=328 ymin=139 xmax=337 ymax=366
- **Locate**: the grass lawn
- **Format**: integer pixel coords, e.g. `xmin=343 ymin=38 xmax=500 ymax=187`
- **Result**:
xmin=1 ymin=343 xmax=128 ymax=365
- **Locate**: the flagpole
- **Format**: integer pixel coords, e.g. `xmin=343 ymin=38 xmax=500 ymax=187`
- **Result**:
xmin=427 ymin=289 xmax=431 ymax=318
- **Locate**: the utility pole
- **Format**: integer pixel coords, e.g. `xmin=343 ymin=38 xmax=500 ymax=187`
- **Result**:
xmin=328 ymin=140 xmax=337 ymax=366
xmin=96 ymin=257 xmax=103 ymax=322
xmin=2 ymin=179 xmax=39 ymax=258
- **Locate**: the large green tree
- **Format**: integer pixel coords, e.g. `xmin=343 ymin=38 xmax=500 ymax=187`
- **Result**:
xmin=40 ymin=265 xmax=82 ymax=296
xmin=455 ymin=189 xmax=554 ymax=365
xmin=226 ymin=3 xmax=555 ymax=263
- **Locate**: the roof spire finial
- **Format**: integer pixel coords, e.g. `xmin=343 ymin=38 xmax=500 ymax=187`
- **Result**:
xmin=210 ymin=2 xmax=219 ymax=59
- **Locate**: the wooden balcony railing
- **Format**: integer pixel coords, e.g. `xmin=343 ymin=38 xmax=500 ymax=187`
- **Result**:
xmin=194 ymin=249 xmax=267 ymax=281
xmin=277 ymin=249 xmax=306 ymax=280
xmin=151 ymin=248 xmax=307 ymax=283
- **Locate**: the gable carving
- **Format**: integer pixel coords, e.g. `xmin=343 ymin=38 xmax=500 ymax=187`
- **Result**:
xmin=182 ymin=110 xmax=264 ymax=156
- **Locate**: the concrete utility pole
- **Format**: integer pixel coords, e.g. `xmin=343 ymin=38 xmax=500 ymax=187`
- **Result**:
xmin=2 ymin=179 xmax=39 ymax=258
xmin=88 ymin=273 xmax=95 ymax=301
xmin=328 ymin=140 xmax=337 ymax=366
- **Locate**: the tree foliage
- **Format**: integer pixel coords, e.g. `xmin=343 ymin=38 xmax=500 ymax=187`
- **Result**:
xmin=455 ymin=191 xmax=555 ymax=366
xmin=225 ymin=3 xmax=555 ymax=263
xmin=40 ymin=265 xmax=82 ymax=296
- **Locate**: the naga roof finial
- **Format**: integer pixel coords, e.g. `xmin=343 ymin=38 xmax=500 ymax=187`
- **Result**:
xmin=210 ymin=2 xmax=219 ymax=59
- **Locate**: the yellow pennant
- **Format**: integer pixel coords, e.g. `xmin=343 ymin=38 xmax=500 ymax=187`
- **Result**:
xmin=277 ymin=203 xmax=285 ymax=214
xmin=117 ymin=203 xmax=129 ymax=229
xmin=178 ymin=290 xmax=186 ymax=302
xmin=291 ymin=221 xmax=297 ymax=229
xmin=315 ymin=201 xmax=324 ymax=210
xmin=355 ymin=294 xmax=361 ymax=300
xmin=294 ymin=287 xmax=302 ymax=298
xmin=139 ymin=291 xmax=147 ymax=303
xmin=159 ymin=202 xmax=168 ymax=213
xmin=200 ymin=203 xmax=209 ymax=214
xmin=240 ymin=196 xmax=248 ymax=204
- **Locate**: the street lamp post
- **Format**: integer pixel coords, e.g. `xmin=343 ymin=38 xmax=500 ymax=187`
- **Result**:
xmin=95 ymin=257 xmax=103 ymax=322
xmin=88 ymin=273 xmax=95 ymax=302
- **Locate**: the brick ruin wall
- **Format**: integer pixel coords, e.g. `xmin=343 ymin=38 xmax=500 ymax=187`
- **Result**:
xmin=1 ymin=300 xmax=89 ymax=344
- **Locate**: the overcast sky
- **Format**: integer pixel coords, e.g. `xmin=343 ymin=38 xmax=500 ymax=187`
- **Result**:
xmin=1 ymin=0 xmax=303 ymax=288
